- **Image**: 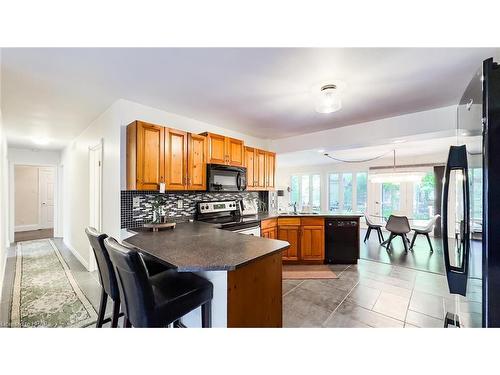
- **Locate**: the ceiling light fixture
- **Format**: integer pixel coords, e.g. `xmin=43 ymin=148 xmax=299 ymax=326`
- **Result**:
xmin=317 ymin=149 xmax=326 ymax=153
xmin=392 ymin=139 xmax=406 ymax=144
xmin=315 ymin=84 xmax=342 ymax=114
xmin=368 ymin=150 xmax=425 ymax=183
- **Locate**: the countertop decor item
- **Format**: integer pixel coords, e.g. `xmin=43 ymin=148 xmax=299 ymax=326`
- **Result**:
xmin=143 ymin=222 xmax=176 ymax=232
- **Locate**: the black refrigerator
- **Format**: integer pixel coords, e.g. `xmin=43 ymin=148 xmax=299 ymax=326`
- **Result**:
xmin=442 ymin=57 xmax=500 ymax=327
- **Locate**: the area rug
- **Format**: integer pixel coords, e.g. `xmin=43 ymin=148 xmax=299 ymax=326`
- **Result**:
xmin=282 ymin=265 xmax=338 ymax=280
xmin=10 ymin=239 xmax=97 ymax=328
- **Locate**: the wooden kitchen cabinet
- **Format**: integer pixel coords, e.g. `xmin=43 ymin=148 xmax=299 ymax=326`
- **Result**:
xmin=165 ymin=128 xmax=188 ymax=190
xmin=226 ymin=137 xmax=244 ymax=166
xmin=255 ymin=149 xmax=266 ymax=189
xmin=300 ymin=218 xmax=325 ymax=261
xmin=261 ymin=218 xmax=278 ymax=239
xmin=277 ymin=218 xmax=300 ymax=261
xmin=187 ymin=133 xmax=207 ymax=190
xmin=127 ymin=121 xmax=165 ymax=190
xmin=276 ymin=217 xmax=325 ymax=263
xmin=244 ymin=146 xmax=255 ymax=189
xmin=201 ymin=132 xmax=244 ymax=167
xmin=265 ymin=151 xmax=276 ymax=189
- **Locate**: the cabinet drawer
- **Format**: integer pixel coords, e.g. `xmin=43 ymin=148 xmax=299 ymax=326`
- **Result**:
xmin=261 ymin=218 xmax=277 ymax=230
xmin=301 ymin=217 xmax=325 ymax=226
xmin=277 ymin=217 xmax=301 ymax=226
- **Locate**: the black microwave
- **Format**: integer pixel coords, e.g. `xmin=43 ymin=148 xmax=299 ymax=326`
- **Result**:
xmin=207 ymin=164 xmax=247 ymax=192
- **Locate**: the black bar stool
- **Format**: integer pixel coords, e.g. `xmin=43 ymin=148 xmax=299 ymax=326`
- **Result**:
xmin=85 ymin=227 xmax=171 ymax=328
xmin=104 ymin=237 xmax=213 ymax=328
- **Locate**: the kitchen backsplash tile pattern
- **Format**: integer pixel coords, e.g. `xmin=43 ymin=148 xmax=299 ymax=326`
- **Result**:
xmin=121 ymin=190 xmax=264 ymax=228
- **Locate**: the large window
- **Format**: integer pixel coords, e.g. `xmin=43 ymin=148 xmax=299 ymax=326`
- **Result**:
xmin=328 ymin=172 xmax=367 ymax=213
xmin=356 ymin=172 xmax=368 ymax=213
xmin=412 ymin=171 xmax=436 ymax=220
xmin=381 ymin=183 xmax=400 ymax=218
xmin=328 ymin=174 xmax=340 ymax=211
xmin=290 ymin=174 xmax=321 ymax=211
xmin=469 ymin=167 xmax=483 ymax=226
xmin=342 ymin=174 xmax=353 ymax=211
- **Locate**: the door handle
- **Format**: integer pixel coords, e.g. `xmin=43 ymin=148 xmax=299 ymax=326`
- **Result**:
xmin=442 ymin=145 xmax=470 ymax=296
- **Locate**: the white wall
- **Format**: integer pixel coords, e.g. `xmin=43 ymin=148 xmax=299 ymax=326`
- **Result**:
xmin=61 ymin=99 xmax=270 ymax=270
xmin=0 ymin=48 xmax=8 ymax=296
xmin=7 ymin=147 xmax=62 ymax=242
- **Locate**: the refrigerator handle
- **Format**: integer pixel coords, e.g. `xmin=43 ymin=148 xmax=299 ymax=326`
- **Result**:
xmin=442 ymin=145 xmax=470 ymax=296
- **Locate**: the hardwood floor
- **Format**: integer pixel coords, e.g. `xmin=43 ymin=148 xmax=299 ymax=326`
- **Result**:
xmin=14 ymin=228 xmax=54 ymax=242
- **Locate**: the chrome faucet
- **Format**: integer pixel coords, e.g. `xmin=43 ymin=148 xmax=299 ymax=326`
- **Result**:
xmin=293 ymin=202 xmax=297 ymax=214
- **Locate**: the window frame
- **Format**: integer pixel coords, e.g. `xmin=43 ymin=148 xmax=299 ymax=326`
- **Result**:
xmin=289 ymin=173 xmax=322 ymax=211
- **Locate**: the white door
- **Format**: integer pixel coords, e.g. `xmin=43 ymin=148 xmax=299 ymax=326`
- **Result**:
xmin=39 ymin=167 xmax=55 ymax=229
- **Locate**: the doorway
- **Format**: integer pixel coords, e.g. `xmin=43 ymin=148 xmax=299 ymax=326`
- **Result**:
xmin=14 ymin=165 xmax=56 ymax=242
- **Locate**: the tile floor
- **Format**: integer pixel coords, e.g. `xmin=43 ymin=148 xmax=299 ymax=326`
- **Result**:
xmin=283 ymin=260 xmax=482 ymax=328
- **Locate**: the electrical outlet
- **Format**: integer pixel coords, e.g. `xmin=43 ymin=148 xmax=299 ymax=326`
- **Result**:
xmin=177 ymin=200 xmax=183 ymax=209
xmin=133 ymin=196 xmax=140 ymax=208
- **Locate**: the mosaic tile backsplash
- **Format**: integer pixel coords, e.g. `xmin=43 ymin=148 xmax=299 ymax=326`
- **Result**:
xmin=121 ymin=190 xmax=264 ymax=229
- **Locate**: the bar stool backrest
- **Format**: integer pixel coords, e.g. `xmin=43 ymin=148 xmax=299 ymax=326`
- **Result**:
xmin=85 ymin=227 xmax=119 ymax=301
xmin=104 ymin=237 xmax=156 ymax=327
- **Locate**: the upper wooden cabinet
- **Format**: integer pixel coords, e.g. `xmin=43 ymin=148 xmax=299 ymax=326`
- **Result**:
xmin=127 ymin=121 xmax=165 ymax=190
xmin=201 ymin=132 xmax=244 ymax=167
xmin=187 ymin=133 xmax=207 ymax=190
xmin=245 ymin=147 xmax=276 ymax=191
xmin=126 ymin=121 xmax=273 ymax=192
xmin=244 ymin=147 xmax=256 ymax=189
xmin=255 ymin=149 xmax=266 ymax=189
xmin=165 ymin=128 xmax=188 ymax=190
xmin=265 ymin=152 xmax=276 ymax=189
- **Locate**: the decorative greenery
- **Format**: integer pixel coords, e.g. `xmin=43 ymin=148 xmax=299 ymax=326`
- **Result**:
xmin=150 ymin=195 xmax=167 ymax=223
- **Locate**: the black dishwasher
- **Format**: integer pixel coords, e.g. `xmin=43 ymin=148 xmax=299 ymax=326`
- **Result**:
xmin=325 ymin=219 xmax=359 ymax=264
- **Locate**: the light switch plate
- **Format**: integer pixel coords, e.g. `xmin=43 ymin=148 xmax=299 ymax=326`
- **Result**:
xmin=133 ymin=196 xmax=140 ymax=208
xmin=177 ymin=200 xmax=183 ymax=209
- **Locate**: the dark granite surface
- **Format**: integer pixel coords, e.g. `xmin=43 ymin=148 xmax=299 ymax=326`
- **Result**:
xmin=124 ymin=221 xmax=290 ymax=272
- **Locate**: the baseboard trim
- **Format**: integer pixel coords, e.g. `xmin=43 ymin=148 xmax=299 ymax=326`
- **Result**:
xmin=62 ymin=239 xmax=90 ymax=271
xmin=14 ymin=224 xmax=40 ymax=232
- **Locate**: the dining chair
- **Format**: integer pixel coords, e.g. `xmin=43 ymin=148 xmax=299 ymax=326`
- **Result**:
xmin=410 ymin=214 xmax=441 ymax=252
xmin=104 ymin=237 xmax=213 ymax=328
xmin=364 ymin=214 xmax=385 ymax=244
xmin=385 ymin=215 xmax=411 ymax=252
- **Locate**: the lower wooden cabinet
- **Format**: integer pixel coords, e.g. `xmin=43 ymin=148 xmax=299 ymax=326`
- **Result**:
xmin=261 ymin=218 xmax=278 ymax=239
xmin=276 ymin=217 xmax=325 ymax=263
xmin=278 ymin=225 xmax=300 ymax=261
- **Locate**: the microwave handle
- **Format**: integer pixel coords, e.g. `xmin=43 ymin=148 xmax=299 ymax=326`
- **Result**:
xmin=237 ymin=172 xmax=246 ymax=191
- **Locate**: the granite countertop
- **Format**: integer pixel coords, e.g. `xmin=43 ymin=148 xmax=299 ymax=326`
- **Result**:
xmin=123 ymin=221 xmax=290 ymax=272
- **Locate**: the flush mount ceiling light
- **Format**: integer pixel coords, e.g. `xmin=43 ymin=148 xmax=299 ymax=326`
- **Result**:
xmin=315 ymin=84 xmax=342 ymax=114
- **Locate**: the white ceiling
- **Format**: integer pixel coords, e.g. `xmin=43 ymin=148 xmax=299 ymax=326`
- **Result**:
xmin=277 ymin=135 xmax=482 ymax=168
xmin=2 ymin=48 xmax=499 ymax=149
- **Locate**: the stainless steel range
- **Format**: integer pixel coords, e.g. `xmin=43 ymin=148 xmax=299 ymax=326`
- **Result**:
xmin=195 ymin=200 xmax=260 ymax=236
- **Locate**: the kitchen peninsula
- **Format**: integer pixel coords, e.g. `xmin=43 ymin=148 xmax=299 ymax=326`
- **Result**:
xmin=122 ymin=221 xmax=289 ymax=328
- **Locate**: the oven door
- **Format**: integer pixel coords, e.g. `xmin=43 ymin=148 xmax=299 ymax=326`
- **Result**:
xmin=233 ymin=226 xmax=261 ymax=236
xmin=207 ymin=164 xmax=247 ymax=192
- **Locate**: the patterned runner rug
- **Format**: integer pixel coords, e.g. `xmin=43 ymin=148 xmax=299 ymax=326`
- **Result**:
xmin=10 ymin=239 xmax=97 ymax=328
